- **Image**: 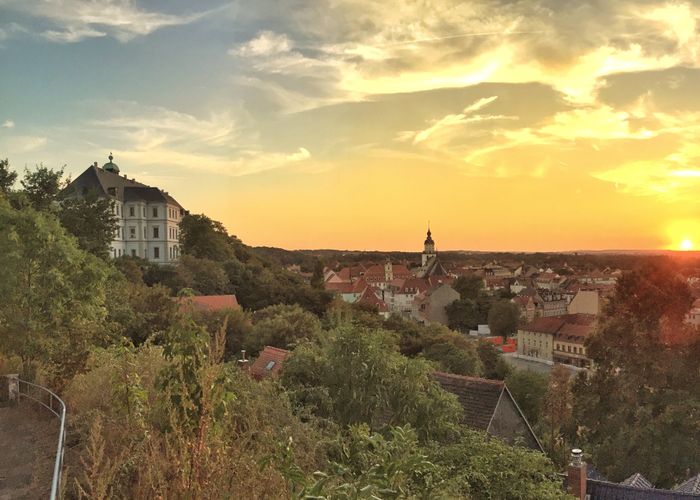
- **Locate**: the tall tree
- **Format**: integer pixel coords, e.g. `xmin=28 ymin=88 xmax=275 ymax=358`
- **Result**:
xmin=573 ymin=264 xmax=700 ymax=487
xmin=179 ymin=213 xmax=236 ymax=261
xmin=488 ymin=299 xmax=521 ymax=340
xmin=310 ymin=258 xmax=325 ymax=289
xmin=446 ymin=298 xmax=480 ymax=332
xmin=282 ymin=324 xmax=462 ymax=441
xmin=20 ymin=164 xmax=65 ymax=211
xmin=247 ymin=303 xmax=322 ymax=355
xmin=506 ymin=369 xmax=548 ymax=426
xmin=0 ymin=158 xmax=17 ymax=194
xmin=59 ymin=190 xmax=118 ymax=259
xmin=453 ymin=275 xmax=484 ymax=300
xmin=541 ymin=364 xmax=573 ymax=466
xmin=0 ymin=199 xmax=110 ymax=378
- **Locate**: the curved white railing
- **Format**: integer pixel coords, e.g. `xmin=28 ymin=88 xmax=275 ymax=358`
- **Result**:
xmin=17 ymin=379 xmax=67 ymax=500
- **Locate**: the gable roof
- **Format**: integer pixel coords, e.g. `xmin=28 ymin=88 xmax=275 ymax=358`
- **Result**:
xmin=431 ymin=372 xmax=505 ymax=430
xmin=356 ymin=286 xmax=388 ymax=312
xmin=176 ymin=295 xmax=240 ymax=313
xmin=675 ymin=474 xmax=700 ymax=494
xmin=621 ymin=473 xmax=654 ymax=489
xmin=63 ymin=164 xmax=183 ymax=208
xmin=250 ymin=346 xmax=290 ymax=380
xmin=521 ymin=314 xmax=596 ymax=341
xmin=587 ymin=479 xmax=700 ymax=499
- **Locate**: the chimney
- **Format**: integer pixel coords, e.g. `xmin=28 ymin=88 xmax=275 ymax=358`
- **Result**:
xmin=237 ymin=350 xmax=249 ymax=372
xmin=567 ymin=448 xmax=587 ymax=500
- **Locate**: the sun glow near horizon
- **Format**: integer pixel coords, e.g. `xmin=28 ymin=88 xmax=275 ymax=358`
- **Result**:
xmin=666 ymin=220 xmax=700 ymax=251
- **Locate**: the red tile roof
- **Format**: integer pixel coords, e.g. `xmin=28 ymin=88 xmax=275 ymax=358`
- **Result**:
xmin=356 ymin=287 xmax=388 ymax=312
xmin=521 ymin=314 xmax=596 ymax=341
xmin=250 ymin=346 xmax=291 ymax=380
xmin=176 ymin=295 xmax=240 ymax=313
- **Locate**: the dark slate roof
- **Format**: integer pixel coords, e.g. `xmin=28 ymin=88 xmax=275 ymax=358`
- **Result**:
xmin=431 ymin=372 xmax=504 ymax=430
xmin=675 ymin=475 xmax=700 ymax=495
xmin=588 ymin=479 xmax=700 ymax=499
xmin=62 ymin=164 xmax=183 ymax=208
xmin=621 ymin=473 xmax=654 ymax=489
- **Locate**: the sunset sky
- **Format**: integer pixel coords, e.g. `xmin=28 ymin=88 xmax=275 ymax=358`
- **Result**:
xmin=2 ymin=0 xmax=700 ymax=251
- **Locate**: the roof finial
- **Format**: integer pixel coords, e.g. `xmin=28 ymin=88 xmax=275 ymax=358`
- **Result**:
xmin=108 ymin=152 xmax=113 ymax=162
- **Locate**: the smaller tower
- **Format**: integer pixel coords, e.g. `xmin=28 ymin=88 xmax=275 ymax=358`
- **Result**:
xmin=102 ymin=152 xmax=120 ymax=174
xmin=422 ymin=226 xmax=437 ymax=267
xmin=384 ymin=259 xmax=393 ymax=282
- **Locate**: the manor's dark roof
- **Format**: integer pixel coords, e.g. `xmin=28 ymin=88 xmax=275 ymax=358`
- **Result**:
xmin=62 ymin=164 xmax=183 ymax=208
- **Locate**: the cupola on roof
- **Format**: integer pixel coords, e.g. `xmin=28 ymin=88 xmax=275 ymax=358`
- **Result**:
xmin=102 ymin=152 xmax=119 ymax=174
xmin=424 ymin=227 xmax=434 ymax=245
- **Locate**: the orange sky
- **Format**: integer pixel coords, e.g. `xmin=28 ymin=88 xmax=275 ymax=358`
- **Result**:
xmin=2 ymin=0 xmax=700 ymax=251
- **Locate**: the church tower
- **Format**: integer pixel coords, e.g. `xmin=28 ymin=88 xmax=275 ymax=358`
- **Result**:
xmin=422 ymin=226 xmax=436 ymax=267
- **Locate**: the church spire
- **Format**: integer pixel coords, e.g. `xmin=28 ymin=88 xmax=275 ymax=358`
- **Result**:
xmin=422 ymin=225 xmax=436 ymax=267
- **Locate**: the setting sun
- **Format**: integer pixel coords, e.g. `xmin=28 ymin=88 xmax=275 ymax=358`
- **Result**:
xmin=680 ymin=239 xmax=694 ymax=251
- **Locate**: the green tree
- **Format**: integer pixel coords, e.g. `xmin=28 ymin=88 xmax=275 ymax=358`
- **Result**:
xmin=58 ymin=189 xmax=118 ymax=259
xmin=446 ymin=298 xmax=480 ymax=332
xmin=310 ymin=258 xmax=325 ymax=289
xmin=272 ymin=425 xmax=453 ymax=499
xmin=429 ymin=427 xmax=571 ymax=499
xmin=477 ymin=341 xmax=512 ymax=380
xmin=453 ymin=275 xmax=484 ymax=300
xmin=542 ymin=364 xmax=573 ymax=466
xmin=176 ymin=255 xmax=229 ymax=295
xmin=506 ymin=369 xmax=548 ymax=426
xmin=179 ymin=213 xmax=237 ymax=261
xmin=422 ymin=340 xmax=482 ymax=376
xmin=282 ymin=324 xmax=462 ymax=441
xmin=20 ymin=164 xmax=65 ymax=211
xmin=488 ymin=299 xmax=521 ymax=340
xmin=0 ymin=199 xmax=110 ymax=378
xmin=0 ymin=158 xmax=17 ymax=194
xmin=248 ymin=304 xmax=322 ymax=355
xmin=572 ymin=264 xmax=700 ymax=487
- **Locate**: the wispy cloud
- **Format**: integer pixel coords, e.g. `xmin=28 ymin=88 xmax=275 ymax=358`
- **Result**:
xmin=85 ymin=101 xmax=312 ymax=176
xmin=1 ymin=0 xmax=218 ymax=43
xmin=1 ymin=120 xmax=15 ymax=128
xmin=404 ymin=96 xmax=511 ymax=145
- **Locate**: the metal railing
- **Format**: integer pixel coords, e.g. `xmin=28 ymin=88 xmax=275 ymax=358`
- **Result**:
xmin=17 ymin=379 xmax=67 ymax=500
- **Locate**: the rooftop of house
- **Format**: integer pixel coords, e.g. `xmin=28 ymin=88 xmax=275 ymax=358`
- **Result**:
xmin=175 ymin=294 xmax=240 ymax=313
xmin=520 ymin=314 xmax=596 ymax=340
xmin=63 ymin=156 xmax=183 ymax=208
xmin=431 ymin=371 xmax=506 ymax=431
xmin=249 ymin=346 xmax=291 ymax=380
xmin=356 ymin=286 xmax=389 ymax=312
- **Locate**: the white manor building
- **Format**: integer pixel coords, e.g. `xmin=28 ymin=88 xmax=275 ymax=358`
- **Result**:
xmin=63 ymin=153 xmax=185 ymax=264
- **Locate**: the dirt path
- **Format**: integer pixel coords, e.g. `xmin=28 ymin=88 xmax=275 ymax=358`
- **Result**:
xmin=0 ymin=403 xmax=58 ymax=500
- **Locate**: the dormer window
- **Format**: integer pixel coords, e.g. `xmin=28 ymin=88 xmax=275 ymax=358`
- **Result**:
xmin=107 ymin=187 xmax=117 ymax=196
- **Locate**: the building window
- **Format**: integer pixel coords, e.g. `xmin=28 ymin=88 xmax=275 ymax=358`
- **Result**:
xmin=129 ymin=227 xmax=136 ymax=239
xmin=144 ymin=248 xmax=148 ymax=258
xmin=143 ymin=207 xmax=146 ymax=217
xmin=153 ymin=207 xmax=158 ymax=217
xmin=143 ymin=227 xmax=146 ymax=238
xmin=154 ymin=246 xmax=160 ymax=259
xmin=129 ymin=206 xmax=135 ymax=217
xmin=153 ymin=226 xmax=159 ymax=238
xmin=131 ymin=249 xmax=136 ymax=257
